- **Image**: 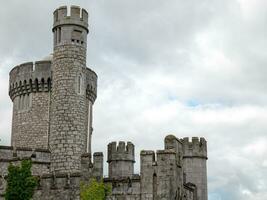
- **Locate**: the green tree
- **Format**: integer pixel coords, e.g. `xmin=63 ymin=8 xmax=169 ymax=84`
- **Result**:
xmin=5 ymin=159 xmax=38 ymax=200
xmin=80 ymin=179 xmax=111 ymax=200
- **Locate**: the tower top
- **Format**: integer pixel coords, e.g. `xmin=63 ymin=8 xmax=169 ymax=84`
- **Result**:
xmin=107 ymin=141 xmax=135 ymax=163
xmin=53 ymin=5 xmax=88 ymax=33
xmin=182 ymin=137 xmax=207 ymax=159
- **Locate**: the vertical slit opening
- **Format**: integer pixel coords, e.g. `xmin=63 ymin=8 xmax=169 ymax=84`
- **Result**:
xmin=58 ymin=27 xmax=61 ymax=43
xmin=153 ymin=173 xmax=157 ymax=200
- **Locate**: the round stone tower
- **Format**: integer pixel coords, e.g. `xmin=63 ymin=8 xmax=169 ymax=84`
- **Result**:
xmin=49 ymin=5 xmax=97 ymax=173
xmin=182 ymin=137 xmax=208 ymax=200
xmin=107 ymin=141 xmax=135 ymax=178
xmin=9 ymin=60 xmax=51 ymax=149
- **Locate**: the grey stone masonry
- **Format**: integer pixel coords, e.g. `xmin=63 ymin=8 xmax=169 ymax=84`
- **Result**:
xmin=0 ymin=145 xmax=51 ymax=199
xmin=104 ymin=175 xmax=141 ymax=200
xmin=140 ymin=148 xmax=184 ymax=200
xmin=81 ymin=152 xmax=103 ymax=181
xmin=33 ymin=172 xmax=81 ymax=200
xmin=108 ymin=141 xmax=135 ymax=179
xmin=182 ymin=137 xmax=208 ymax=200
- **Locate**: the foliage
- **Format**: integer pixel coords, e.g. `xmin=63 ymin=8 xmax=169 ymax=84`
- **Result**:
xmin=5 ymin=159 xmax=38 ymax=200
xmin=80 ymin=179 xmax=111 ymax=200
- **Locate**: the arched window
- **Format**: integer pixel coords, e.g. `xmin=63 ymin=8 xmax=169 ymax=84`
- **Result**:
xmin=17 ymin=94 xmax=32 ymax=111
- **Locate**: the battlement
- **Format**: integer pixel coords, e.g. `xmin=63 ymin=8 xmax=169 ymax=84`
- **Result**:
xmin=0 ymin=145 xmax=50 ymax=164
xmin=107 ymin=141 xmax=135 ymax=163
xmin=53 ymin=6 xmax=88 ymax=32
xmin=9 ymin=60 xmax=51 ymax=101
xmin=182 ymin=137 xmax=207 ymax=159
xmin=32 ymin=172 xmax=81 ymax=199
xmin=81 ymin=152 xmax=103 ymax=181
xmin=140 ymin=149 xmax=177 ymax=166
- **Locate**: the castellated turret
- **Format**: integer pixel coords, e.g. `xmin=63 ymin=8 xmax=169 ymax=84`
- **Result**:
xmin=107 ymin=141 xmax=135 ymax=178
xmin=49 ymin=5 xmax=97 ymax=173
xmin=182 ymin=137 xmax=208 ymax=200
xmin=9 ymin=60 xmax=51 ymax=149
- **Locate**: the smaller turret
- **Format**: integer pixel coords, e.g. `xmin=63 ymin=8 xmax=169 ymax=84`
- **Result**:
xmin=182 ymin=137 xmax=208 ymax=200
xmin=107 ymin=141 xmax=135 ymax=178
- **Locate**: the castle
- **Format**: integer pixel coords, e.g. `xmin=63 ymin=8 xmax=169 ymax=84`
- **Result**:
xmin=0 ymin=6 xmax=208 ymax=200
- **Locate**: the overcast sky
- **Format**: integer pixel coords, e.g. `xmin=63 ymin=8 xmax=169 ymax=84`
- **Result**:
xmin=1 ymin=0 xmax=267 ymax=199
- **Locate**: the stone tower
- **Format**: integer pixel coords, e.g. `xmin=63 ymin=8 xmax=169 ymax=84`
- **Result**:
xmin=49 ymin=6 xmax=97 ymax=173
xmin=107 ymin=141 xmax=135 ymax=178
xmin=9 ymin=60 xmax=51 ymax=149
xmin=182 ymin=137 xmax=208 ymax=200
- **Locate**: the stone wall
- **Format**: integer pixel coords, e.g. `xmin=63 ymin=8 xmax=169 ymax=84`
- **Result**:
xmin=0 ymin=145 xmax=103 ymax=200
xmin=0 ymin=145 xmax=51 ymax=199
xmin=105 ymin=175 xmax=141 ymax=200
xmin=33 ymin=173 xmax=81 ymax=200
xmin=140 ymin=149 xmax=184 ymax=200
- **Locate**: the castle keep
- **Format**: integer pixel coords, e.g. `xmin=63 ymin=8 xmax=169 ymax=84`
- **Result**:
xmin=0 ymin=6 xmax=208 ymax=200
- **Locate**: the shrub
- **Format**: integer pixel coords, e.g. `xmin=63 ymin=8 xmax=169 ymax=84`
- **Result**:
xmin=5 ymin=160 xmax=38 ymax=200
xmin=80 ymin=179 xmax=111 ymax=200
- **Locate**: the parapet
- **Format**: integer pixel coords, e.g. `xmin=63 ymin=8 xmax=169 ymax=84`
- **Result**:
xmin=140 ymin=150 xmax=156 ymax=165
xmin=0 ymin=145 xmax=50 ymax=165
xmin=9 ymin=60 xmax=52 ymax=101
xmin=182 ymin=137 xmax=207 ymax=159
xmin=107 ymin=141 xmax=135 ymax=163
xmin=53 ymin=5 xmax=88 ymax=33
xmin=140 ymin=149 xmax=178 ymax=166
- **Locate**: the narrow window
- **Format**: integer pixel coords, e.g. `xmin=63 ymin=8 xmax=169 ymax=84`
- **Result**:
xmin=78 ymin=74 xmax=82 ymax=94
xmin=54 ymin=29 xmax=57 ymax=45
xmin=18 ymin=96 xmax=21 ymax=110
xmin=35 ymin=79 xmax=39 ymax=92
xmin=153 ymin=173 xmax=157 ymax=199
xmin=58 ymin=27 xmax=61 ymax=43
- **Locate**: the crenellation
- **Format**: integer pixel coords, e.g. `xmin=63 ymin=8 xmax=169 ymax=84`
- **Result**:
xmin=182 ymin=137 xmax=207 ymax=159
xmin=81 ymin=9 xmax=88 ymax=23
xmin=9 ymin=60 xmax=51 ymax=101
xmin=108 ymin=141 xmax=135 ymax=162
